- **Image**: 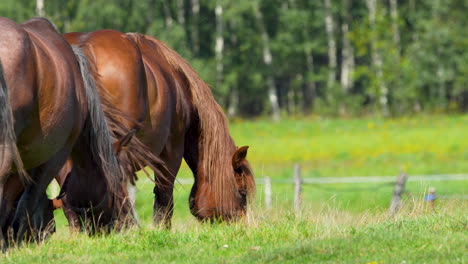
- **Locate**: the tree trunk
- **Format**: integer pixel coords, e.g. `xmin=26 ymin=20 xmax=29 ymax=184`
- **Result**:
xmin=161 ymin=0 xmax=173 ymax=29
xmin=324 ymin=0 xmax=337 ymax=100
xmin=36 ymin=0 xmax=45 ymax=16
xmin=227 ymin=21 xmax=239 ymax=118
xmin=287 ymin=78 xmax=297 ymax=116
xmin=176 ymin=0 xmax=185 ymax=25
xmin=366 ymin=0 xmax=389 ymax=116
xmin=215 ymin=3 xmax=224 ymax=94
xmin=291 ymin=0 xmax=316 ymax=113
xmin=191 ymin=0 xmax=200 ymax=56
xmin=253 ymin=1 xmax=280 ymax=121
xmin=227 ymin=87 xmax=239 ymax=118
xmin=432 ymin=0 xmax=446 ymax=109
xmin=340 ymin=0 xmax=355 ymax=94
xmin=389 ymin=0 xmax=400 ymax=55
xmin=339 ymin=0 xmax=355 ymax=115
xmin=303 ymin=45 xmax=317 ymax=113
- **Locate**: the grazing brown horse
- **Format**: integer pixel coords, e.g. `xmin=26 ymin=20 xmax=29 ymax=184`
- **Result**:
xmin=54 ymin=30 xmax=162 ymax=232
xmin=0 ymin=17 xmax=122 ymax=247
xmin=62 ymin=30 xmax=255 ymax=227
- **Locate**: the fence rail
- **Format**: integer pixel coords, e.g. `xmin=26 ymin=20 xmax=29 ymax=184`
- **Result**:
xmin=168 ymin=170 xmax=468 ymax=213
xmin=171 ymin=173 xmax=468 ymax=185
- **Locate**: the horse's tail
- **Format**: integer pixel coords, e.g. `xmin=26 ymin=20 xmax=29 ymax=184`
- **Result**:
xmin=71 ymin=46 xmax=122 ymax=195
xmin=0 ymin=59 xmax=28 ymax=182
xmin=72 ymin=41 xmax=169 ymax=187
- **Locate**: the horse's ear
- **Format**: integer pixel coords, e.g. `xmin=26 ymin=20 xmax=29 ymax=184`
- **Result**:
xmin=113 ymin=129 xmax=136 ymax=154
xmin=50 ymin=198 xmax=63 ymax=210
xmin=232 ymin=146 xmax=249 ymax=170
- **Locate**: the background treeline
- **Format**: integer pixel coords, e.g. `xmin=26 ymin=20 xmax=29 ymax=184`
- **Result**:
xmin=1 ymin=0 xmax=467 ymax=118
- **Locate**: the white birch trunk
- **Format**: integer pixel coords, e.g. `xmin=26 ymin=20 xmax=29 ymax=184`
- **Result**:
xmin=253 ymin=1 xmax=280 ymax=121
xmin=366 ymin=0 xmax=389 ymax=116
xmin=215 ymin=3 xmax=224 ymax=93
xmin=161 ymin=1 xmax=173 ymax=28
xmin=191 ymin=0 xmax=200 ymax=55
xmin=389 ymin=0 xmax=400 ymax=54
xmin=340 ymin=0 xmax=355 ymax=94
xmin=304 ymin=45 xmax=317 ymax=112
xmin=324 ymin=0 xmax=337 ymax=96
xmin=36 ymin=0 xmax=45 ymax=17
xmin=290 ymin=0 xmax=316 ymax=112
xmin=432 ymin=0 xmax=446 ymax=108
xmin=177 ymin=0 xmax=185 ymax=25
xmin=227 ymin=21 xmax=239 ymax=118
xmin=409 ymin=0 xmax=420 ymax=111
xmin=227 ymin=87 xmax=239 ymax=118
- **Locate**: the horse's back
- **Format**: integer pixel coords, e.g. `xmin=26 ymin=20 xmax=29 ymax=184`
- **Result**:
xmin=64 ymin=29 xmax=148 ymax=128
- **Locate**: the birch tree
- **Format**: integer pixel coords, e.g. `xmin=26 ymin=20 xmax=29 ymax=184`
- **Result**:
xmin=253 ymin=1 xmax=280 ymax=121
xmin=366 ymin=0 xmax=389 ymax=116
xmin=324 ymin=0 xmax=337 ymax=100
xmin=294 ymin=0 xmax=317 ymax=113
xmin=191 ymin=0 xmax=200 ymax=56
xmin=176 ymin=0 xmax=185 ymax=25
xmin=161 ymin=0 xmax=173 ymax=29
xmin=389 ymin=0 xmax=400 ymax=54
xmin=340 ymin=0 xmax=355 ymax=94
xmin=36 ymin=0 xmax=44 ymax=16
xmin=303 ymin=44 xmax=317 ymax=113
xmin=215 ymin=2 xmax=224 ymax=92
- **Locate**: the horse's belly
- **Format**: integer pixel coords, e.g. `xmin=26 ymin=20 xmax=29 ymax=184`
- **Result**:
xmin=16 ymin=105 xmax=78 ymax=169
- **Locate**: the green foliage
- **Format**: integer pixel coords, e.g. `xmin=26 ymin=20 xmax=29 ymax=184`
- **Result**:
xmin=0 ymin=0 xmax=466 ymax=117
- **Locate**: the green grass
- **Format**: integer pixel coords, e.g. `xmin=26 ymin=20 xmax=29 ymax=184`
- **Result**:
xmin=2 ymin=201 xmax=466 ymax=263
xmin=230 ymin=115 xmax=468 ymax=177
xmin=3 ymin=115 xmax=468 ymax=263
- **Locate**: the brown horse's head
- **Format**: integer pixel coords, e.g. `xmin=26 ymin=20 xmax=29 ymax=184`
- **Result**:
xmin=53 ymin=130 xmax=136 ymax=232
xmin=189 ymin=145 xmax=255 ymax=222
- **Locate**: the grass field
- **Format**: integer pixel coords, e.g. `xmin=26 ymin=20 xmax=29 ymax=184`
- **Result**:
xmin=231 ymin=114 xmax=468 ymax=177
xmin=1 ymin=115 xmax=467 ymax=263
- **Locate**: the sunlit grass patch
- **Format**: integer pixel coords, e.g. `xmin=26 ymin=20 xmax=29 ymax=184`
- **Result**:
xmin=2 ymin=199 xmax=466 ymax=264
xmin=230 ymin=115 xmax=468 ymax=177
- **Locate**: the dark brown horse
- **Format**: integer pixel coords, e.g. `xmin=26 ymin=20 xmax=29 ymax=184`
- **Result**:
xmin=0 ymin=17 xmax=122 ymax=247
xmin=62 ymin=30 xmax=255 ymax=227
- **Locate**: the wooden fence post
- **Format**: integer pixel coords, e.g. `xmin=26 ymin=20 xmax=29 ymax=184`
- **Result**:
xmin=389 ymin=170 xmax=408 ymax=215
xmin=264 ymin=176 xmax=272 ymax=210
xmin=294 ymin=163 xmax=302 ymax=213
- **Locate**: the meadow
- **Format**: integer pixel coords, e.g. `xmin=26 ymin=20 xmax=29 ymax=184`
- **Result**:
xmin=1 ymin=115 xmax=467 ymax=263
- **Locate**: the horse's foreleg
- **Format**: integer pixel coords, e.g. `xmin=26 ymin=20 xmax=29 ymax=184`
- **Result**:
xmin=0 ymin=148 xmax=12 ymax=242
xmin=11 ymin=147 xmax=70 ymax=242
xmin=153 ymin=176 xmax=175 ymax=229
xmin=61 ymin=203 xmax=81 ymax=233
